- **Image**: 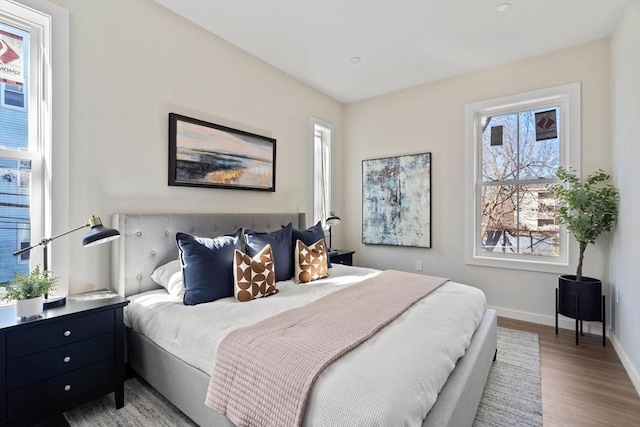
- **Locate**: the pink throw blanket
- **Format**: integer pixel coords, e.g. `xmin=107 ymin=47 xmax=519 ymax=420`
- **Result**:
xmin=205 ymin=270 xmax=447 ymax=427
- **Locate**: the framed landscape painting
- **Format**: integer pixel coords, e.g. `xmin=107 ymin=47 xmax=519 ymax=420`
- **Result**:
xmin=168 ymin=113 xmax=276 ymax=191
xmin=362 ymin=152 xmax=431 ymax=248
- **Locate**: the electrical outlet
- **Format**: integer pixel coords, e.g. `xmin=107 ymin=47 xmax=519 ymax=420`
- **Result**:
xmin=415 ymin=260 xmax=423 ymax=271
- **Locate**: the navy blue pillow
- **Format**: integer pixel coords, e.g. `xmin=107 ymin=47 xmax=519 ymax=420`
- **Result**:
xmin=176 ymin=229 xmax=242 ymax=306
xmin=292 ymin=221 xmax=331 ymax=268
xmin=245 ymin=223 xmax=293 ymax=281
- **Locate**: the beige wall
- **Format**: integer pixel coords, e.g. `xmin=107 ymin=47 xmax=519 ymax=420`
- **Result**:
xmin=344 ymin=39 xmax=612 ymax=328
xmin=44 ymin=0 xmax=342 ymax=292
xmin=610 ymin=0 xmax=640 ymax=393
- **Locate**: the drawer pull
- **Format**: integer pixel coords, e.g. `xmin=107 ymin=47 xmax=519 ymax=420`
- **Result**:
xmin=64 ymin=384 xmax=71 ymax=392
xmin=63 ymin=356 xmax=71 ymax=363
xmin=64 ymin=330 xmax=71 ymax=337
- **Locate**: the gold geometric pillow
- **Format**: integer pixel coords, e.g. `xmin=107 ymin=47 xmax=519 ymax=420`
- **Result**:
xmin=294 ymin=239 xmax=328 ymax=283
xmin=233 ymin=244 xmax=277 ymax=302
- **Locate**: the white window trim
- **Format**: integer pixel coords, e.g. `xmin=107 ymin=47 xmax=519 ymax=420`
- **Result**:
xmin=464 ymin=82 xmax=581 ymax=274
xmin=2 ymin=0 xmax=68 ymax=294
xmin=0 ymin=3 xmax=49 ymax=269
xmin=310 ymin=117 xmax=334 ymax=228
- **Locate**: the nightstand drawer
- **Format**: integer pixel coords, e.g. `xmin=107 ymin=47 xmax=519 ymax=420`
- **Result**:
xmin=329 ymin=250 xmax=355 ymax=266
xmin=6 ymin=309 xmax=114 ymax=359
xmin=331 ymin=255 xmax=352 ymax=265
xmin=7 ymin=358 xmax=114 ymax=422
xmin=7 ymin=332 xmax=114 ymax=391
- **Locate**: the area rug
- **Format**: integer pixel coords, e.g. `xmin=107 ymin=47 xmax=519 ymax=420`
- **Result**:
xmin=65 ymin=327 xmax=542 ymax=426
xmin=473 ymin=327 xmax=543 ymax=427
xmin=64 ymin=376 xmax=197 ymax=427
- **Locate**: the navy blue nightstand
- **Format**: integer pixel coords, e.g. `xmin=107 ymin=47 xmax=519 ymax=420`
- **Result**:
xmin=0 ymin=290 xmax=129 ymax=426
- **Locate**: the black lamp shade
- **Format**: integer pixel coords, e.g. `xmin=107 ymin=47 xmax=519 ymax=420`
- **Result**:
xmin=82 ymin=225 xmax=120 ymax=247
xmin=326 ymin=211 xmax=341 ymax=226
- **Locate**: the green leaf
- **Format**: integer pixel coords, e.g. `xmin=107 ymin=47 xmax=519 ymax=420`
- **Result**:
xmin=3 ymin=265 xmax=59 ymax=301
xmin=550 ymin=167 xmax=619 ymax=278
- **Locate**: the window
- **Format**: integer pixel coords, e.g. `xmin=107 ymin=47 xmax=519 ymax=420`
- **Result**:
xmin=17 ymin=160 xmax=29 ymax=189
xmin=17 ymin=223 xmax=29 ymax=264
xmin=1 ymin=83 xmax=26 ymax=110
xmin=465 ymin=83 xmax=580 ymax=273
xmin=311 ymin=118 xmax=333 ymax=227
xmin=0 ymin=2 xmax=52 ymax=285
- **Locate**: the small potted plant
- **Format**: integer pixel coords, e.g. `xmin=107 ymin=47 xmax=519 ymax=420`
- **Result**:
xmin=551 ymin=167 xmax=619 ymax=326
xmin=4 ymin=265 xmax=58 ymax=319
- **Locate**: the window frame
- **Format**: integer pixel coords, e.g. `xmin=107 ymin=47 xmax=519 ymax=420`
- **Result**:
xmin=464 ymin=82 xmax=581 ymax=273
xmin=310 ymin=117 xmax=334 ymax=228
xmin=0 ymin=1 xmax=52 ymax=273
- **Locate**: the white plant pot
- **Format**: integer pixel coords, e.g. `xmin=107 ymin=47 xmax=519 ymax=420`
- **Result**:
xmin=16 ymin=295 xmax=44 ymax=319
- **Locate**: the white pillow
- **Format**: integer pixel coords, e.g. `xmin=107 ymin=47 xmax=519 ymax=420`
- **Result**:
xmin=150 ymin=259 xmax=185 ymax=298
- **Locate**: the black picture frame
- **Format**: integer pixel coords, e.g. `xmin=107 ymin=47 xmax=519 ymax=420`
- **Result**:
xmin=168 ymin=113 xmax=276 ymax=192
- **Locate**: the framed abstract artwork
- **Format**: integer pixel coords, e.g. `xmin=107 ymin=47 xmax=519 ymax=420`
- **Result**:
xmin=168 ymin=113 xmax=276 ymax=191
xmin=362 ymin=152 xmax=431 ymax=248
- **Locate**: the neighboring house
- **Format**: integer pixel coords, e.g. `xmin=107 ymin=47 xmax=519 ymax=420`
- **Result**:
xmin=483 ymin=189 xmax=559 ymax=257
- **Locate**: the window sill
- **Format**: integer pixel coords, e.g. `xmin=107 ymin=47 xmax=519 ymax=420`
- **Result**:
xmin=466 ymin=254 xmax=573 ymax=275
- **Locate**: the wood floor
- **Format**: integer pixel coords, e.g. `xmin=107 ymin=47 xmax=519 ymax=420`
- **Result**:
xmin=499 ymin=317 xmax=640 ymax=427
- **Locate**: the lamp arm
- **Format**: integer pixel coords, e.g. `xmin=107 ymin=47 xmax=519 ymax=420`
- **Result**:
xmin=47 ymin=222 xmax=90 ymax=243
xmin=12 ymin=222 xmax=90 ymax=257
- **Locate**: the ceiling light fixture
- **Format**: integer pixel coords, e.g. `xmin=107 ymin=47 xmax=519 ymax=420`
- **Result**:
xmin=350 ymin=57 xmax=361 ymax=63
xmin=495 ymin=3 xmax=511 ymax=12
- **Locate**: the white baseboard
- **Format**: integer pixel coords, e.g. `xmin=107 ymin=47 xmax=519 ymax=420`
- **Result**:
xmin=489 ymin=305 xmax=609 ymax=337
xmin=610 ymin=334 xmax=640 ymax=397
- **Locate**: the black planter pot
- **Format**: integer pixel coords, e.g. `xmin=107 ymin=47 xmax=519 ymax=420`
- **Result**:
xmin=558 ymin=275 xmax=602 ymax=321
xmin=556 ymin=275 xmax=606 ymax=346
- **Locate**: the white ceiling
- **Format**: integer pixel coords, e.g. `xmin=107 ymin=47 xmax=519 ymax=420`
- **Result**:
xmin=155 ymin=0 xmax=627 ymax=104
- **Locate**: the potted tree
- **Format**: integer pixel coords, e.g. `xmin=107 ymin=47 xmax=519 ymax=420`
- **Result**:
xmin=551 ymin=167 xmax=619 ymax=343
xmin=4 ymin=265 xmax=58 ymax=319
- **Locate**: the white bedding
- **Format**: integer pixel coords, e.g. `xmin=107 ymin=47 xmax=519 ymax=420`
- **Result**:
xmin=124 ymin=265 xmax=487 ymax=426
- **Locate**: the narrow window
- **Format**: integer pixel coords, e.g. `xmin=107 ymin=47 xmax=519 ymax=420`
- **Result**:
xmin=0 ymin=3 xmax=52 ymax=285
xmin=311 ymin=118 xmax=333 ymax=227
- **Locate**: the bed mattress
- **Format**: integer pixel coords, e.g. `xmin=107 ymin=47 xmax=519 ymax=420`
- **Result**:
xmin=124 ymin=265 xmax=487 ymax=426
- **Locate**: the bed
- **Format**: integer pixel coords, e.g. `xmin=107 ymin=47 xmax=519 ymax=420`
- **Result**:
xmin=111 ymin=213 xmax=497 ymax=427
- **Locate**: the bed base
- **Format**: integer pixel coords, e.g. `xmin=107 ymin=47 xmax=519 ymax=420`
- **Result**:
xmin=127 ymin=309 xmax=497 ymax=427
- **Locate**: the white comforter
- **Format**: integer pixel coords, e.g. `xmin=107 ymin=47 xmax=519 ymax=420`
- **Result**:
xmin=124 ymin=265 xmax=486 ymax=426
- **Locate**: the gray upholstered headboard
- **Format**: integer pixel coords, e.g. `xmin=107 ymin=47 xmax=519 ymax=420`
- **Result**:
xmin=111 ymin=213 xmax=306 ymax=297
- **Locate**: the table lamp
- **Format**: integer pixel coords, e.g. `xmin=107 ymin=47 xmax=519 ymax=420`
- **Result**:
xmin=325 ymin=211 xmax=341 ymax=251
xmin=12 ymin=215 xmax=120 ymax=308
